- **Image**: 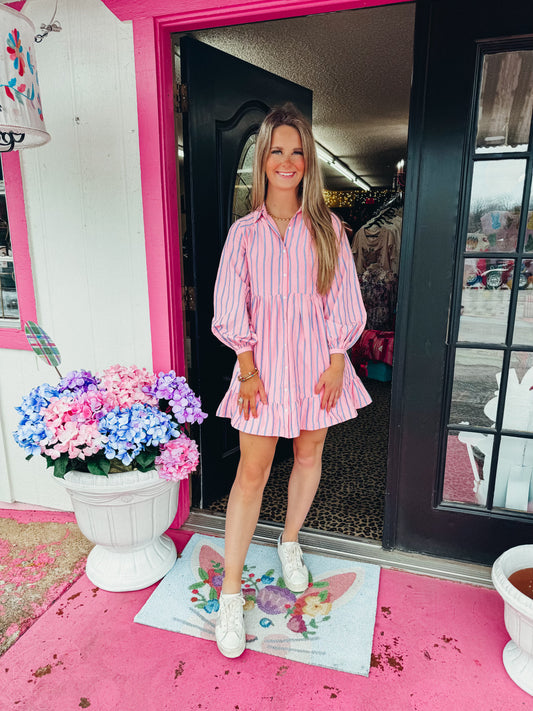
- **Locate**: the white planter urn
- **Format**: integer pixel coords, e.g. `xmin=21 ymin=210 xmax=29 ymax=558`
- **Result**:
xmin=492 ymin=544 xmax=533 ymax=696
xmin=56 ymin=469 xmax=179 ymax=592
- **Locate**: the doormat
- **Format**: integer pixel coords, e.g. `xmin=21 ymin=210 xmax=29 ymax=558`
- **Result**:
xmin=134 ymin=533 xmax=381 ymax=675
xmin=0 ymin=516 xmax=93 ymax=655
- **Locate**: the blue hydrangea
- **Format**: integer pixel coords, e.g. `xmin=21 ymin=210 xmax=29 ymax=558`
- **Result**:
xmin=97 ymin=403 xmax=179 ymax=466
xmin=58 ymin=369 xmax=100 ymax=395
xmin=13 ymin=383 xmax=59 ymax=456
xmin=148 ymin=370 xmax=207 ymax=425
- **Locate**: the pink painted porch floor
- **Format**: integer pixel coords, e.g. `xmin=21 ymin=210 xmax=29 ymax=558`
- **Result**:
xmin=2 ymin=529 xmax=531 ymax=711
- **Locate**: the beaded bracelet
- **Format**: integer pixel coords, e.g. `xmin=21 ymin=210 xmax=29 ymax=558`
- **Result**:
xmin=237 ymin=367 xmax=259 ymax=383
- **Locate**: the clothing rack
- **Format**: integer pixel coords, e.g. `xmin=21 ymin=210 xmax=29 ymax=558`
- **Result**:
xmin=363 ymin=192 xmax=403 ymax=229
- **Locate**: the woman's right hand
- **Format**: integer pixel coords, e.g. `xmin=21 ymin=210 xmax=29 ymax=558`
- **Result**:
xmin=239 ymin=376 xmax=267 ymax=420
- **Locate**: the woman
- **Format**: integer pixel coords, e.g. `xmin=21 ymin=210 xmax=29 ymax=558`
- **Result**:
xmin=211 ymin=103 xmax=371 ymax=658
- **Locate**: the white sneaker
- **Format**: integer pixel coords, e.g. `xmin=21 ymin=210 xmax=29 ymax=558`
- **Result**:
xmin=277 ymin=533 xmax=309 ymax=593
xmin=215 ymin=593 xmax=246 ymax=658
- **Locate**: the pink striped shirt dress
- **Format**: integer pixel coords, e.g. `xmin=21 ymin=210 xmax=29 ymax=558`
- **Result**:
xmin=212 ymin=205 xmax=371 ymax=437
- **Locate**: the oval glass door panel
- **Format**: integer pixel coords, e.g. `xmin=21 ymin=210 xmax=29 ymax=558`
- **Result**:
xmin=232 ymin=133 xmax=257 ymax=223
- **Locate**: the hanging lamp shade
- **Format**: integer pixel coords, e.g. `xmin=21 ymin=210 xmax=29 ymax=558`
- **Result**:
xmin=0 ymin=5 xmax=50 ymax=151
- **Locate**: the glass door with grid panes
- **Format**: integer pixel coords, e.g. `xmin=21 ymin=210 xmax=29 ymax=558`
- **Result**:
xmin=443 ymin=48 xmax=533 ymax=518
xmin=389 ymin=0 xmax=533 ymax=563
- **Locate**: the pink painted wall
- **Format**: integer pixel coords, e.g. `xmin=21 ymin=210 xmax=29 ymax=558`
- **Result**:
xmin=101 ymin=0 xmax=409 ymax=525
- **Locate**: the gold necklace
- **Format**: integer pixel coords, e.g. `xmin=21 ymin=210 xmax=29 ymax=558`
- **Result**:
xmin=267 ymin=210 xmax=295 ymax=222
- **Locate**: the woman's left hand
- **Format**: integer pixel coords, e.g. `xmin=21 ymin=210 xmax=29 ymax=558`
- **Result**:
xmin=315 ymin=356 xmax=345 ymax=412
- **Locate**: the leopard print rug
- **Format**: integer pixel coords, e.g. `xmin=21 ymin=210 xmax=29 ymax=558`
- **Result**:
xmin=208 ymin=378 xmax=391 ymax=541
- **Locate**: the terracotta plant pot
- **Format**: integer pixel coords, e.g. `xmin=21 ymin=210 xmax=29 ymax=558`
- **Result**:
xmin=56 ymin=469 xmax=178 ymax=592
xmin=492 ymin=544 xmax=533 ymax=696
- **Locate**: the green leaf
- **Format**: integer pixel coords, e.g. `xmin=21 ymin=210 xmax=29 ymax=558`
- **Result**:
xmin=312 ymin=581 xmax=329 ymax=588
xmin=53 ymin=455 xmax=68 ymax=479
xmin=322 ymin=616 xmax=331 ymax=622
xmin=87 ymin=460 xmax=110 ymax=477
xmin=194 ymin=603 xmax=206 ymax=609
xmin=188 ymin=581 xmax=205 ymax=590
xmin=25 ymin=454 xmax=33 ymax=461
xmin=135 ymin=450 xmax=156 ymax=469
xmin=264 ymin=569 xmax=275 ymax=577
xmin=209 ymin=587 xmax=218 ymax=601
xmin=309 ymin=619 xmax=318 ymax=629
xmin=135 ymin=461 xmax=154 ymax=473
xmin=276 ymin=577 xmax=285 ymax=588
xmin=198 ymin=568 xmax=208 ymax=581
xmin=318 ymin=591 xmax=329 ymax=603
xmin=45 ymin=455 xmax=55 ymax=469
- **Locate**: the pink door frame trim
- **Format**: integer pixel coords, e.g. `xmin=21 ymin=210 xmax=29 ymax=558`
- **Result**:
xmin=0 ymin=152 xmax=38 ymax=350
xmin=101 ymin=0 xmax=408 ymax=526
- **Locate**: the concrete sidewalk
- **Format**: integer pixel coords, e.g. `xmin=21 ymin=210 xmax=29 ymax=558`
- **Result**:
xmin=1 ymin=528 xmax=531 ymax=711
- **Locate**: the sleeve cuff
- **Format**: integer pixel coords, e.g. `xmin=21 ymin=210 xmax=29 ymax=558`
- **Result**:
xmin=329 ymin=349 xmax=346 ymax=355
xmin=235 ymin=347 xmax=254 ymax=355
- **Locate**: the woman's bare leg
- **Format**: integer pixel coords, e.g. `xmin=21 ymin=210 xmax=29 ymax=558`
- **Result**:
xmin=283 ymin=428 xmax=328 ymax=542
xmin=221 ymin=431 xmax=278 ymax=594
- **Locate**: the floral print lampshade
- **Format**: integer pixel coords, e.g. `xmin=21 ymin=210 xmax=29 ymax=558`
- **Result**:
xmin=0 ymin=6 xmax=50 ymax=150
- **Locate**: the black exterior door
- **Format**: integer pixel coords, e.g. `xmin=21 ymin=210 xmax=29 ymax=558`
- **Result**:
xmin=387 ymin=0 xmax=533 ymax=563
xmin=180 ymin=37 xmax=312 ymax=506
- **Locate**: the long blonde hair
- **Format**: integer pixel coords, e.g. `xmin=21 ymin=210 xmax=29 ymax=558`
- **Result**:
xmin=251 ymin=103 xmax=339 ymax=295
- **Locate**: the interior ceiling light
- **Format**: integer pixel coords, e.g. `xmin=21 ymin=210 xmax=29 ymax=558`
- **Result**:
xmin=316 ymin=142 xmax=371 ymax=191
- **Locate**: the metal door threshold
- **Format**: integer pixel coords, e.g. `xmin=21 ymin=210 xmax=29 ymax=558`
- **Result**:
xmin=185 ymin=510 xmax=493 ymax=588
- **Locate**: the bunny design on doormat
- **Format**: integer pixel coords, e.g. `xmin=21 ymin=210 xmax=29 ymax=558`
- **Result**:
xmin=176 ymin=541 xmax=365 ymax=662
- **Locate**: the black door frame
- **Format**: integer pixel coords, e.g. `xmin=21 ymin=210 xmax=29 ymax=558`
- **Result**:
xmin=175 ymin=5 xmax=417 ymax=543
xmin=384 ymin=0 xmax=533 ymax=562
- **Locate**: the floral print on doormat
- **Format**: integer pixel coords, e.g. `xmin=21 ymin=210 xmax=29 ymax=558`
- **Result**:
xmin=0 ymin=518 xmax=93 ymax=655
xmin=135 ymin=534 xmax=380 ymax=675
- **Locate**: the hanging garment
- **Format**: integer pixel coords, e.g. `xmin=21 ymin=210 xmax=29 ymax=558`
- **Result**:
xmin=358 ymin=264 xmax=398 ymax=331
xmin=350 ymin=329 xmax=395 ymax=368
xmin=212 ymin=205 xmax=372 ymax=438
xmin=351 ymin=224 xmax=400 ymax=275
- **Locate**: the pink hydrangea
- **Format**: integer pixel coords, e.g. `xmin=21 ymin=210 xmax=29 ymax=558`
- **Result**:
xmin=41 ymin=392 xmax=107 ymax=460
xmin=97 ymin=364 xmax=157 ymax=410
xmin=42 ymin=421 xmax=105 ymax=460
xmin=155 ymin=433 xmax=199 ymax=481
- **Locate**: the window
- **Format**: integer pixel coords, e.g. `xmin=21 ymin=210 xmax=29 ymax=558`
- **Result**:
xmin=0 ymin=160 xmax=18 ymax=321
xmin=441 ymin=46 xmax=533 ymax=515
xmin=0 ymin=153 xmax=37 ymax=349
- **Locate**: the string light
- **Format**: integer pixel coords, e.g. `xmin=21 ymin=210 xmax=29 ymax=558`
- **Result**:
xmin=323 ymin=188 xmax=394 ymax=208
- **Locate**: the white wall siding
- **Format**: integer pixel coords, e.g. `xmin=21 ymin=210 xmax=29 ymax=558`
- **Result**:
xmin=0 ymin=0 xmax=152 ymax=508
